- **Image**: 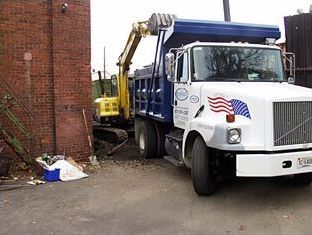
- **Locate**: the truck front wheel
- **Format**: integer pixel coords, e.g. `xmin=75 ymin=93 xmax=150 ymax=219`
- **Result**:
xmin=191 ymin=136 xmax=217 ymax=196
xmin=138 ymin=120 xmax=157 ymax=159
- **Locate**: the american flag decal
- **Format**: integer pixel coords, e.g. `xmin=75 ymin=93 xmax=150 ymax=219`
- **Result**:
xmin=208 ymin=96 xmax=251 ymax=119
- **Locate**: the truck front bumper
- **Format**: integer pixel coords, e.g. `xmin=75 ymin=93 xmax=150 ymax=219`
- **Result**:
xmin=236 ymin=150 xmax=312 ymax=177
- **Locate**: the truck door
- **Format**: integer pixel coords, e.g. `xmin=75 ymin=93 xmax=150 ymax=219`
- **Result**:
xmin=173 ymin=51 xmax=200 ymax=129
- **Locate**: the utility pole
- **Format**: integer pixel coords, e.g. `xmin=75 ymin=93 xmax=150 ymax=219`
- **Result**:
xmin=223 ymin=0 xmax=231 ymax=22
xmin=103 ymin=47 xmax=106 ymax=80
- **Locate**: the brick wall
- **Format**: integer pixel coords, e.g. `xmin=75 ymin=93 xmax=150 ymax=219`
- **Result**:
xmin=0 ymin=0 xmax=92 ymax=162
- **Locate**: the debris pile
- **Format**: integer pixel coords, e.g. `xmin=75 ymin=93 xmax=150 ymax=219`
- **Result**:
xmin=36 ymin=154 xmax=88 ymax=182
xmin=94 ymin=137 xmax=167 ymax=170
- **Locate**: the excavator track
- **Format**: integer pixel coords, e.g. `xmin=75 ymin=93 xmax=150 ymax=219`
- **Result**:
xmin=93 ymin=125 xmax=128 ymax=144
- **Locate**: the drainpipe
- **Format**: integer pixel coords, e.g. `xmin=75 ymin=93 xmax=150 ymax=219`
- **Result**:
xmin=50 ymin=0 xmax=57 ymax=155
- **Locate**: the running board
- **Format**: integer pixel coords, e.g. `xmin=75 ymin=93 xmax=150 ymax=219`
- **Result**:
xmin=164 ymin=155 xmax=184 ymax=167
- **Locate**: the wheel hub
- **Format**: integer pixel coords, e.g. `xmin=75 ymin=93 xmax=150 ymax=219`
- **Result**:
xmin=139 ymin=131 xmax=145 ymax=150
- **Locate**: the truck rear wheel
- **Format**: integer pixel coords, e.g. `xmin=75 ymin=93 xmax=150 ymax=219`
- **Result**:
xmin=293 ymin=173 xmax=312 ymax=185
xmin=134 ymin=118 xmax=141 ymax=144
xmin=191 ymin=136 xmax=217 ymax=196
xmin=138 ymin=120 xmax=157 ymax=159
xmin=154 ymin=122 xmax=166 ymax=157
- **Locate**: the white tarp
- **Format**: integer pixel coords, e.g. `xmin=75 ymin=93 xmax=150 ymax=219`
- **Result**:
xmin=36 ymin=159 xmax=88 ymax=181
xmin=52 ymin=160 xmax=88 ymax=181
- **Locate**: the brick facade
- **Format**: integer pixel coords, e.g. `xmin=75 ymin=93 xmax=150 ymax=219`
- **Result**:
xmin=0 ymin=0 xmax=92 ymax=162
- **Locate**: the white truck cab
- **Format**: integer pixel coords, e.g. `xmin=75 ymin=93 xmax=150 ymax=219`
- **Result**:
xmin=165 ymin=41 xmax=312 ymax=194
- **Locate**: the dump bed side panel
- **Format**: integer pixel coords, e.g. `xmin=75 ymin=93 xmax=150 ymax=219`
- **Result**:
xmin=134 ymin=65 xmax=173 ymax=122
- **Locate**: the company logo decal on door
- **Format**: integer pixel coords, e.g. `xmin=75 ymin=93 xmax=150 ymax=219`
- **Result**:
xmin=175 ymin=88 xmax=188 ymax=101
xmin=189 ymin=95 xmax=199 ymax=103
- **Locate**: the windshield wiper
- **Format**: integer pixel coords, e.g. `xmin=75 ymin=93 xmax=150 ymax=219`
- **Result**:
xmin=260 ymin=78 xmax=286 ymax=83
xmin=206 ymin=77 xmax=243 ymax=82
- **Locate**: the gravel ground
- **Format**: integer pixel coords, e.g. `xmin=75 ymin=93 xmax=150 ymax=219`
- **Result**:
xmin=1 ymin=138 xmax=312 ymax=235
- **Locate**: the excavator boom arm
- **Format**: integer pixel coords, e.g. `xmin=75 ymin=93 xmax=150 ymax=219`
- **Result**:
xmin=117 ymin=14 xmax=175 ymax=119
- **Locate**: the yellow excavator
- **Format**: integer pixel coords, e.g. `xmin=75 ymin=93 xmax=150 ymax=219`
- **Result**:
xmin=93 ymin=73 xmax=120 ymax=123
xmin=93 ymin=13 xmax=175 ymax=142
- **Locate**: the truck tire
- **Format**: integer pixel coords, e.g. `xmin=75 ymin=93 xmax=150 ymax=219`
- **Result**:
xmin=138 ymin=120 xmax=157 ymax=159
xmin=153 ymin=122 xmax=166 ymax=157
xmin=293 ymin=173 xmax=312 ymax=185
xmin=191 ymin=136 xmax=217 ymax=196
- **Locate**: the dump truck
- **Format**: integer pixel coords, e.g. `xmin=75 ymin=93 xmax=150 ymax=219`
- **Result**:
xmin=133 ymin=17 xmax=312 ymax=196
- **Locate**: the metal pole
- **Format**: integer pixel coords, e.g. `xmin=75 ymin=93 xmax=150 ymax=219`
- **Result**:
xmin=97 ymin=70 xmax=104 ymax=95
xmin=103 ymin=47 xmax=106 ymax=79
xmin=223 ymin=0 xmax=231 ymax=22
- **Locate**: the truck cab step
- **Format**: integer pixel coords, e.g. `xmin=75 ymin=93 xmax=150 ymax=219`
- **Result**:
xmin=164 ymin=155 xmax=184 ymax=167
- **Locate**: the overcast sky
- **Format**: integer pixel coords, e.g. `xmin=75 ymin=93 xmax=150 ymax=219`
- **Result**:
xmin=91 ymin=0 xmax=311 ymax=75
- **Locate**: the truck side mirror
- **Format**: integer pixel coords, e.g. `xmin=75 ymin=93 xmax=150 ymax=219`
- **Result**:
xmin=165 ymin=52 xmax=175 ymax=82
xmin=282 ymin=52 xmax=296 ymax=83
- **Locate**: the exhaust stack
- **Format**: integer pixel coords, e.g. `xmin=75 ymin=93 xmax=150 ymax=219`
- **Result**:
xmin=223 ymin=0 xmax=231 ymax=22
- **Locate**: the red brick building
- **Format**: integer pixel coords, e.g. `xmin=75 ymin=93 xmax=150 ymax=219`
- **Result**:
xmin=0 ymin=0 xmax=92 ymax=162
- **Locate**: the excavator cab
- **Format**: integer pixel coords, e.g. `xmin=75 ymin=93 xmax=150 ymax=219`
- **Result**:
xmin=110 ymin=75 xmax=118 ymax=97
xmin=93 ymin=74 xmax=120 ymax=123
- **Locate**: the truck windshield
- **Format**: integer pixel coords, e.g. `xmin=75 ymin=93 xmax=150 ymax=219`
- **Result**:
xmin=191 ymin=46 xmax=286 ymax=82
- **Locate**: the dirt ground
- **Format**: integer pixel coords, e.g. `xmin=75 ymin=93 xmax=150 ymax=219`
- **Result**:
xmin=1 ymin=138 xmax=312 ymax=235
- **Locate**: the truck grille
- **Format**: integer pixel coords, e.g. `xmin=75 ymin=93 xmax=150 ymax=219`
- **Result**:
xmin=273 ymin=101 xmax=312 ymax=146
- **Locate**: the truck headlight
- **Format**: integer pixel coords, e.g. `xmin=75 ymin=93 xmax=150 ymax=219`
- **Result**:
xmin=227 ymin=128 xmax=241 ymax=144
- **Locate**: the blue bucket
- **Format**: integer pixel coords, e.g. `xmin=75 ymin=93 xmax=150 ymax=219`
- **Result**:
xmin=44 ymin=168 xmax=60 ymax=182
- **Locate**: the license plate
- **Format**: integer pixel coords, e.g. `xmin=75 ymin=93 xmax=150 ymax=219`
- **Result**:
xmin=298 ymin=157 xmax=312 ymax=168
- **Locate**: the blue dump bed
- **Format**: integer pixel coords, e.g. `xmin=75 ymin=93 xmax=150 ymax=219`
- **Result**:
xmin=134 ymin=18 xmax=280 ymax=123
